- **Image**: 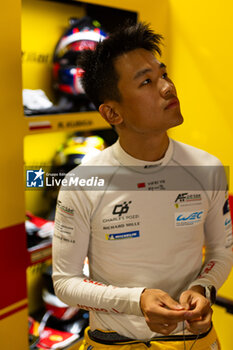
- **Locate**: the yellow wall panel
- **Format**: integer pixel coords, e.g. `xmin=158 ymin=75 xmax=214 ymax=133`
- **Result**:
xmin=0 ymin=308 xmax=28 ymax=349
xmin=213 ymin=305 xmax=233 ymax=349
xmin=0 ymin=0 xmax=25 ymax=229
xmin=167 ymin=0 xmax=233 ymax=189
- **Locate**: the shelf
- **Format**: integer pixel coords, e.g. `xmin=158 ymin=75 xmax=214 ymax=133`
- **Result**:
xmin=27 ymin=239 xmax=52 ymax=265
xmin=23 ymin=111 xmax=110 ymax=135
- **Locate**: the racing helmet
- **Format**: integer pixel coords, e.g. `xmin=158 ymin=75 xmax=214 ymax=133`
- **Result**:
xmin=53 ymin=134 xmax=105 ymax=173
xmin=53 ymin=16 xmax=107 ymax=97
xmin=44 ymin=134 xmax=105 ymax=220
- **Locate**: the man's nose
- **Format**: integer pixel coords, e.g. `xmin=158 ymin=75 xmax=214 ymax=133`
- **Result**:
xmin=160 ymin=80 xmax=175 ymax=98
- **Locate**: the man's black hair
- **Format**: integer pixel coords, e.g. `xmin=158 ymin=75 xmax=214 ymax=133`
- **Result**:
xmin=78 ymin=22 xmax=163 ymax=109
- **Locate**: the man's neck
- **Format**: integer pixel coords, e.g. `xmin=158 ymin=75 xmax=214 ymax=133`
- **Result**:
xmin=118 ymin=132 xmax=169 ymax=162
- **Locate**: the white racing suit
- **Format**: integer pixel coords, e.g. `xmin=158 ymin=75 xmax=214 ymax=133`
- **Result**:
xmin=52 ymin=138 xmax=233 ymax=340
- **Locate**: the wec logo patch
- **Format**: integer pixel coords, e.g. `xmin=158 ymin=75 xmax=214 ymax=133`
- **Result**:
xmin=175 ymin=211 xmax=204 ymax=227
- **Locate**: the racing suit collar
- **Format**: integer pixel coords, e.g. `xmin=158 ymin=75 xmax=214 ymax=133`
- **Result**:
xmin=112 ymin=138 xmax=174 ymax=173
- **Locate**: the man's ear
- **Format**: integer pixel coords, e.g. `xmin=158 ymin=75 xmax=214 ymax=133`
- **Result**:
xmin=99 ymin=103 xmax=123 ymax=126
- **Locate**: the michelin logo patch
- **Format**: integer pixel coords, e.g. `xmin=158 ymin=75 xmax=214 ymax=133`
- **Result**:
xmin=175 ymin=211 xmax=204 ymax=227
xmin=105 ymin=230 xmax=140 ymax=240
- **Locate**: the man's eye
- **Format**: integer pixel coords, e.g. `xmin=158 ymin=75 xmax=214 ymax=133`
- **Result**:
xmin=141 ymin=78 xmax=152 ymax=86
xmin=162 ymin=72 xmax=168 ymax=79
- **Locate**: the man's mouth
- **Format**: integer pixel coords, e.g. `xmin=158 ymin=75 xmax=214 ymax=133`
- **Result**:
xmin=165 ymin=97 xmax=179 ymax=110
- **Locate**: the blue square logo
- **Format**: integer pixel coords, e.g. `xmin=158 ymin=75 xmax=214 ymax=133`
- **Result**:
xmin=26 ymin=168 xmax=44 ymax=188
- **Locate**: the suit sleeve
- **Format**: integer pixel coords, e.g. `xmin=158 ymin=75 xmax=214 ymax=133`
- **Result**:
xmin=189 ymin=165 xmax=233 ymax=290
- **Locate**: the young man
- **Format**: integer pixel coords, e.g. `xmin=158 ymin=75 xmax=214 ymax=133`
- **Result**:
xmin=52 ymin=22 xmax=233 ymax=349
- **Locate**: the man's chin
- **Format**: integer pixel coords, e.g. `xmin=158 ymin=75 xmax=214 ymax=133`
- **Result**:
xmin=177 ymin=113 xmax=184 ymax=126
xmin=169 ymin=113 xmax=184 ymax=129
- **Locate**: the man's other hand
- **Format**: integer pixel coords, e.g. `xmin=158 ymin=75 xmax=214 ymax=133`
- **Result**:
xmin=179 ymin=286 xmax=213 ymax=335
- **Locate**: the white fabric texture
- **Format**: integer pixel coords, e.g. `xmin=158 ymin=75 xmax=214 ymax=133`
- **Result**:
xmin=52 ymin=138 xmax=233 ymax=340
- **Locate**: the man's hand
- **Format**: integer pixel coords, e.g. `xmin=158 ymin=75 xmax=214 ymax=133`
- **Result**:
xmin=179 ymin=286 xmax=213 ymax=335
xmin=140 ymin=289 xmax=187 ymax=335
